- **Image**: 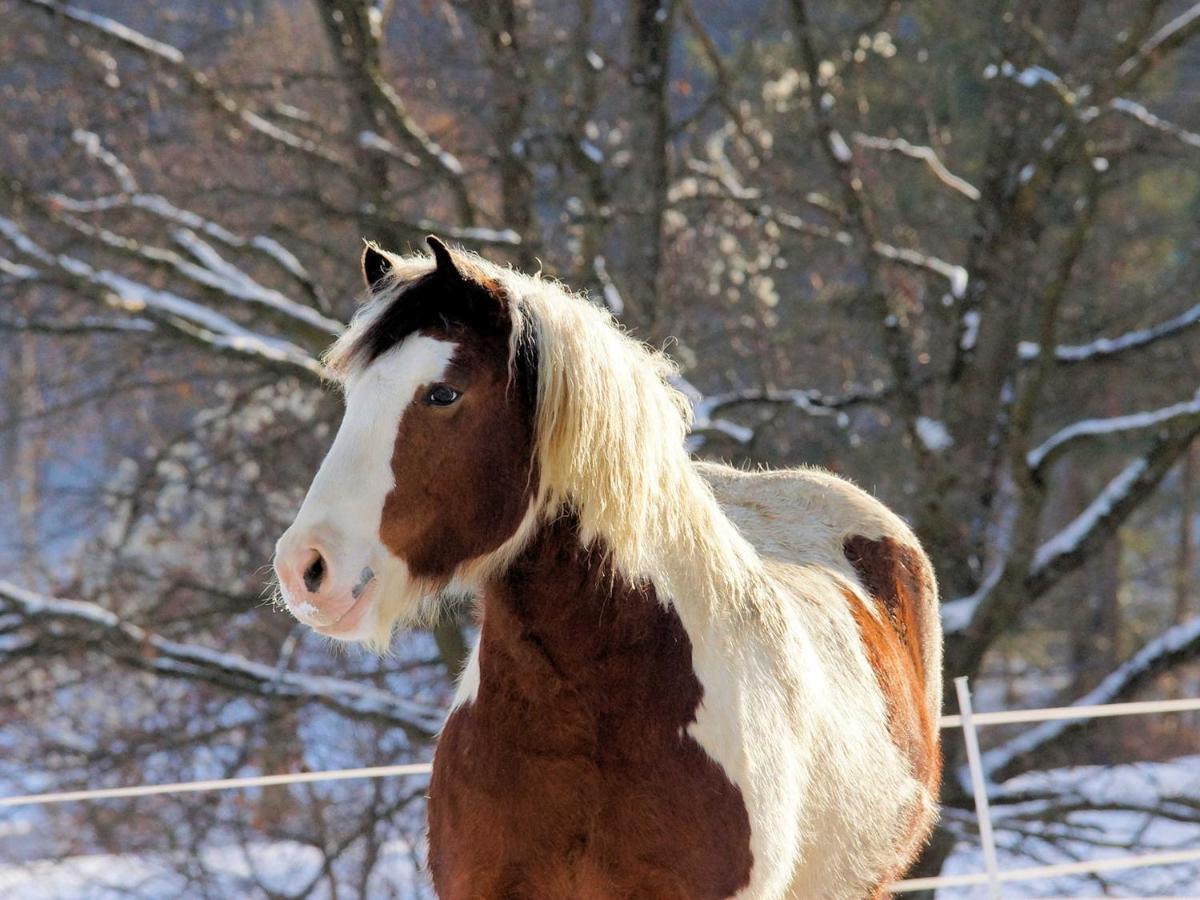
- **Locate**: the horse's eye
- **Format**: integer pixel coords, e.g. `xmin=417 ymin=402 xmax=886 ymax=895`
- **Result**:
xmin=426 ymin=384 xmax=461 ymax=407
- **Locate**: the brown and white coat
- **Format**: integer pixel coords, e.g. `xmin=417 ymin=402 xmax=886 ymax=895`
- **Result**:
xmin=274 ymin=239 xmax=942 ymax=899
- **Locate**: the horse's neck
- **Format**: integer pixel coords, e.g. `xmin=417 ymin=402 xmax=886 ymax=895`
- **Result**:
xmin=475 ymin=513 xmax=699 ymax=724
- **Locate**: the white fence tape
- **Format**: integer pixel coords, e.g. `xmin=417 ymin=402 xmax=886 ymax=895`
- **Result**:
xmin=0 ymin=763 xmax=432 ymax=809
xmin=887 ymin=847 xmax=1200 ymax=892
xmin=939 ymin=695 xmax=1200 ymax=728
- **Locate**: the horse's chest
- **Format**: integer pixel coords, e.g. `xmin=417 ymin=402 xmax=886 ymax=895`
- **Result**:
xmin=426 ymin=558 xmax=753 ymax=899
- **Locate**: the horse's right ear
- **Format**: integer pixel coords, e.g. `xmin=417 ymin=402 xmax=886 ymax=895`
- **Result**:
xmin=361 ymin=242 xmax=392 ymax=291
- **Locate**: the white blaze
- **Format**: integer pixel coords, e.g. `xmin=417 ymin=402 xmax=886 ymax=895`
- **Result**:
xmin=276 ymin=335 xmax=457 ymax=644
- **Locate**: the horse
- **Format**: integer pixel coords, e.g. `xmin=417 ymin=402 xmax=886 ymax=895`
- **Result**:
xmin=273 ymin=236 xmax=943 ymax=899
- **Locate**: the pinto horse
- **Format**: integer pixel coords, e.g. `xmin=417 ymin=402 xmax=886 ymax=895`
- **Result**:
xmin=274 ymin=237 xmax=942 ymax=899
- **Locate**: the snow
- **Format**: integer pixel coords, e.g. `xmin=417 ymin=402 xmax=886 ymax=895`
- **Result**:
xmin=419 ymin=222 xmax=521 ymax=246
xmin=827 ymin=129 xmax=853 ymax=163
xmin=0 ymin=838 xmax=426 ymax=899
xmin=937 ymin=755 xmax=1200 ymax=897
xmin=871 ymin=242 xmax=968 ymax=295
xmin=960 ymin=310 xmax=981 ymax=351
xmin=916 ymin=416 xmax=954 ymax=453
xmin=53 ymin=253 xmax=324 ymax=375
xmin=31 ymin=0 xmax=185 ymax=64
xmin=580 ymin=139 xmax=604 ymax=164
xmin=0 ymin=214 xmax=326 ymax=374
xmin=1020 ymin=301 xmax=1200 ymax=363
xmin=1032 ymin=457 xmax=1149 ymax=573
xmin=592 ymin=255 xmax=624 ymax=316
xmin=948 ymin=265 xmax=969 ymax=299
xmin=1014 ymin=64 xmax=1062 ymax=89
xmin=357 ymin=130 xmax=421 ymax=167
xmin=1110 ymin=97 xmax=1200 ymax=149
xmin=170 ymin=228 xmax=341 ymax=335
xmin=940 ymin=562 xmax=1007 ymax=635
xmin=1028 ymin=392 xmax=1200 ymax=471
xmin=238 ymin=109 xmax=345 ymax=165
xmin=249 ymin=235 xmax=313 ymax=283
xmin=1117 ymin=1 xmax=1200 ymax=80
xmin=71 ymin=130 xmax=137 ymax=193
xmin=853 ymin=133 xmax=981 ymax=202
xmin=5 ymin=755 xmax=1198 ymax=897
xmin=0 ymin=258 xmax=40 ymax=281
xmin=0 ymin=216 xmax=54 ymax=264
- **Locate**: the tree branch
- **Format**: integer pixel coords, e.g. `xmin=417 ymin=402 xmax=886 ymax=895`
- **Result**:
xmin=1029 ymin=390 xmax=1200 ymax=474
xmin=0 ymin=215 xmax=325 ymax=382
xmin=1115 ymin=2 xmax=1200 ymax=87
xmin=852 ymin=132 xmax=981 ymax=202
xmin=786 ymin=0 xmax=924 ymax=438
xmin=0 ymin=580 xmax=440 ymax=739
xmin=1019 ymin=300 xmax=1200 ymax=365
xmin=984 ymin=615 xmax=1200 ymax=781
xmin=1028 ymin=419 xmax=1200 ymax=596
xmin=19 ymin=0 xmax=353 ymax=172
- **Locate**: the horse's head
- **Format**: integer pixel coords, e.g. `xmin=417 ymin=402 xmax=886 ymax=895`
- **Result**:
xmin=273 ymin=238 xmax=538 ymax=649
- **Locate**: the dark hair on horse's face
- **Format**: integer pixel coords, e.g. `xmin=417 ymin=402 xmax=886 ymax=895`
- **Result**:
xmin=328 ymin=239 xmax=538 ymax=412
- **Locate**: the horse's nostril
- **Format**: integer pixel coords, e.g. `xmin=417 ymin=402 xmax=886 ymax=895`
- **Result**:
xmin=302 ymin=551 xmax=327 ymax=593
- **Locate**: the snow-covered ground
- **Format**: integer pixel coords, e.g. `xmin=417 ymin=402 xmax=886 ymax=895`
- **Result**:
xmin=0 ymin=837 xmax=429 ymax=899
xmin=936 ymin=755 xmax=1200 ymax=897
xmin=1 ymin=757 xmax=1197 ymax=898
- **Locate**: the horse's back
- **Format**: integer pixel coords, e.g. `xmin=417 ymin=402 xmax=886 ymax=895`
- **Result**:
xmin=696 ymin=460 xmax=941 ymax=705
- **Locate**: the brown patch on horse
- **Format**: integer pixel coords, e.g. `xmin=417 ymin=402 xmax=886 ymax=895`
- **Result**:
xmin=428 ymin=514 xmax=754 ymax=899
xmin=379 ymin=323 xmax=537 ymax=579
xmin=842 ymin=535 xmax=941 ymax=888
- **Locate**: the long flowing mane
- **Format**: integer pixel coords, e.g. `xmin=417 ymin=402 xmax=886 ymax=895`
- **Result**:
xmin=326 ymin=245 xmax=765 ymax=616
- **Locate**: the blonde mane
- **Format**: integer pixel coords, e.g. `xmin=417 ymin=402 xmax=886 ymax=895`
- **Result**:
xmin=329 ymin=244 xmax=766 ymax=618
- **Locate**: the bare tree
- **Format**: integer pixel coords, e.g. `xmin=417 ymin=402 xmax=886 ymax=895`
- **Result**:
xmin=4 ymin=0 xmax=1200 ymax=891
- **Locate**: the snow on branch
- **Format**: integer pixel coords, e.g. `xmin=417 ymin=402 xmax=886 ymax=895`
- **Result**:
xmin=0 ymin=215 xmax=325 ymax=381
xmin=38 ymin=202 xmax=342 ymax=343
xmin=1110 ymin=97 xmax=1200 ymax=150
xmin=768 ymin=209 xmax=968 ymax=294
xmin=1116 ymin=2 xmax=1200 ymax=85
xmin=676 ymin=375 xmax=890 ymax=451
xmin=871 ymin=241 xmax=969 ymax=299
xmin=1019 ymin=301 xmax=1200 ymax=365
xmin=53 ymin=190 xmax=331 ymax=307
xmin=984 ymin=616 xmax=1200 ymax=781
xmin=1032 ymin=457 xmax=1149 ymax=574
xmin=0 ymin=580 xmax=441 ymax=739
xmin=23 ymin=0 xmax=184 ymax=64
xmin=1028 ymin=390 xmax=1200 ymax=473
xmin=169 ymin=228 xmax=342 ymax=337
xmin=20 ymin=0 xmax=351 ymax=170
xmin=71 ymin=129 xmax=138 ymax=193
xmin=852 ymin=133 xmax=981 ymax=201
xmin=1029 ymin=418 xmax=1200 ymax=596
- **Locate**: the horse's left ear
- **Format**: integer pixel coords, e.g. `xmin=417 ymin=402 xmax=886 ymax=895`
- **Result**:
xmin=426 ymin=235 xmax=464 ymax=282
xmin=426 ymin=234 xmax=509 ymax=322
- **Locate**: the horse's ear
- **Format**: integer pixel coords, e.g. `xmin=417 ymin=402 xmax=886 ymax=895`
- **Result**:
xmin=361 ymin=242 xmax=392 ymax=291
xmin=426 ymin=235 xmax=465 ymax=282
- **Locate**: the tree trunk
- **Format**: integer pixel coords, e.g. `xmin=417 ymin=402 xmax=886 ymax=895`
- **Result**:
xmin=623 ymin=0 xmax=675 ymax=333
